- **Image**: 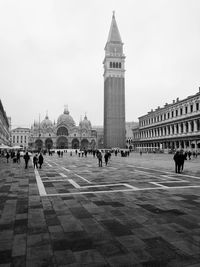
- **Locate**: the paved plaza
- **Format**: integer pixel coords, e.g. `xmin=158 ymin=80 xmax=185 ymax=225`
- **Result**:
xmin=0 ymin=152 xmax=200 ymax=266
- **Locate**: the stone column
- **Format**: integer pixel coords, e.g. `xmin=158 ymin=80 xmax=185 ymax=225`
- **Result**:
xmin=178 ymin=123 xmax=182 ymax=134
xmin=174 ymin=124 xmax=177 ymax=135
xmin=188 ymin=121 xmax=192 ymax=133
xmin=174 ymin=141 xmax=177 ymax=150
xmin=166 ymin=126 xmax=169 ymax=135
xmin=194 ymin=119 xmax=198 ymax=132
xmin=183 ymin=122 xmax=186 ymax=133
xmin=179 ymin=141 xmax=182 ymax=149
xmin=170 ymin=125 xmax=173 ymax=136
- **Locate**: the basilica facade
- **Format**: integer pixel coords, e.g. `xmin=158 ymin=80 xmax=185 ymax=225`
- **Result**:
xmin=28 ymin=107 xmax=97 ymax=150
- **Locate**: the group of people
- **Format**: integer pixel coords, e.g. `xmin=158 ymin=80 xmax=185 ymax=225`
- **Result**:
xmin=22 ymin=152 xmax=44 ymax=169
xmin=3 ymin=150 xmax=44 ymax=170
xmin=173 ymin=150 xmax=187 ymax=173
xmin=96 ymin=150 xmax=111 ymax=167
xmin=33 ymin=153 xmax=44 ymax=169
xmin=5 ymin=151 xmax=21 ymax=163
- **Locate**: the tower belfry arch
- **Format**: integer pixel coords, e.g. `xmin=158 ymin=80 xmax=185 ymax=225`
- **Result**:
xmin=103 ymin=12 xmax=126 ymax=148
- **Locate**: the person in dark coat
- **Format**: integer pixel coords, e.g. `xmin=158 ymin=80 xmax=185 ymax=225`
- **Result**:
xmin=173 ymin=151 xmax=181 ymax=173
xmin=16 ymin=151 xmax=20 ymax=163
xmin=179 ymin=150 xmax=185 ymax=172
xmin=24 ymin=152 xmax=30 ymax=169
xmin=188 ymin=151 xmax=191 ymax=160
xmin=104 ymin=152 xmax=109 ymax=166
xmin=97 ymin=151 xmax=102 ymax=167
xmin=6 ymin=152 xmax=10 ymax=163
xmin=38 ymin=153 xmax=44 ymax=169
xmin=33 ymin=154 xmax=38 ymax=169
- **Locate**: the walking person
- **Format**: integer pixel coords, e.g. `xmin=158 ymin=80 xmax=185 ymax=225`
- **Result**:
xmin=33 ymin=154 xmax=38 ymax=169
xmin=188 ymin=151 xmax=191 ymax=160
xmin=6 ymin=151 xmax=10 ymax=163
xmin=97 ymin=151 xmax=102 ymax=167
xmin=24 ymin=152 xmax=30 ymax=169
xmin=38 ymin=153 xmax=44 ymax=169
xmin=180 ymin=150 xmax=185 ymax=173
xmin=16 ymin=151 xmax=20 ymax=163
xmin=173 ymin=151 xmax=181 ymax=173
xmin=104 ymin=152 xmax=109 ymax=166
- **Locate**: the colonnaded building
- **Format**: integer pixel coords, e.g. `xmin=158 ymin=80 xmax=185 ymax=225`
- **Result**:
xmin=11 ymin=127 xmax=30 ymax=149
xmin=28 ymin=107 xmax=99 ymax=151
xmin=132 ymin=89 xmax=200 ymax=152
xmin=0 ymin=99 xmax=10 ymax=146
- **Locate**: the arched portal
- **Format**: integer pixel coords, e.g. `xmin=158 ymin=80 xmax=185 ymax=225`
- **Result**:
xmin=35 ymin=139 xmax=43 ymax=151
xmin=81 ymin=139 xmax=89 ymax=150
xmin=45 ymin=138 xmax=53 ymax=150
xmin=57 ymin=127 xmax=68 ymax=136
xmin=72 ymin=138 xmax=79 ymax=149
xmin=57 ymin=136 xmax=68 ymax=149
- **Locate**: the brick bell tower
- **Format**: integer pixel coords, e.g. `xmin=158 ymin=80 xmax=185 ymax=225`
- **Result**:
xmin=103 ymin=12 xmax=126 ymax=148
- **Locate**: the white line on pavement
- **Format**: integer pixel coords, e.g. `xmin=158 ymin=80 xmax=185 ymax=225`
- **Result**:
xmin=74 ymin=173 xmax=92 ymax=184
xmin=150 ymin=182 xmax=168 ymax=188
xmin=46 ymin=163 xmax=52 ymax=167
xmin=43 ymin=179 xmax=68 ymax=182
xmin=44 ymin=184 xmax=200 ymax=197
xmin=127 ymin=165 xmax=200 ymax=180
xmin=34 ymin=169 xmax=46 ymax=196
xmin=59 ymin=173 xmax=67 ymax=178
xmin=68 ymin=179 xmax=80 ymax=188
xmin=61 ymin=167 xmax=70 ymax=172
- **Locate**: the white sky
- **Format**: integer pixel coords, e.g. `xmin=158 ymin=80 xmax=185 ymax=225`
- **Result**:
xmin=1 ymin=0 xmax=200 ymax=129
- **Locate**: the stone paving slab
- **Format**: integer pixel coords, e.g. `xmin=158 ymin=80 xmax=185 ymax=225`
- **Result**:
xmin=0 ymin=153 xmax=200 ymax=266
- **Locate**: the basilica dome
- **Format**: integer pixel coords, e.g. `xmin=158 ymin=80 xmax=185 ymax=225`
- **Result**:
xmin=79 ymin=115 xmax=91 ymax=129
xmin=57 ymin=107 xmax=75 ymax=127
xmin=41 ymin=115 xmax=53 ymax=128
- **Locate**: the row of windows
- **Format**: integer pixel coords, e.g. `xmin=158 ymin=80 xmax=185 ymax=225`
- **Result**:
xmin=13 ymin=136 xmax=27 ymax=143
xmin=140 ymin=102 xmax=199 ymax=127
xmin=134 ymin=120 xmax=200 ymax=139
xmin=109 ymin=62 xmax=121 ymax=68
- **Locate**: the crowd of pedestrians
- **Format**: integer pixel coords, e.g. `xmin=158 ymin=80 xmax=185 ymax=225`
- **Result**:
xmin=1 ymin=146 xmax=199 ymax=172
xmin=0 ymin=150 xmax=44 ymax=170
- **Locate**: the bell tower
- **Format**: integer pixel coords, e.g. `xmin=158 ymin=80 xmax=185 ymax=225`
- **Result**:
xmin=103 ymin=12 xmax=126 ymax=148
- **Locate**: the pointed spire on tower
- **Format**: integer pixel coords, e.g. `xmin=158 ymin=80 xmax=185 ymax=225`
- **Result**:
xmin=84 ymin=112 xmax=87 ymax=120
xmin=107 ymin=11 xmax=122 ymax=43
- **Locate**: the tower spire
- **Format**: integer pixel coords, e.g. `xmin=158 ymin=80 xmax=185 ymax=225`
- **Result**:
xmin=106 ymin=11 xmax=122 ymax=44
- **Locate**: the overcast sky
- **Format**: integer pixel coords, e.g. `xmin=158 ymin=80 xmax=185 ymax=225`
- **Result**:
xmin=1 ymin=0 xmax=200 ymax=129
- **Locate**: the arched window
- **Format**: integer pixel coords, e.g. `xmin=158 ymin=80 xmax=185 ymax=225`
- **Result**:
xmin=176 ymin=124 xmax=179 ymax=134
xmin=185 ymin=122 xmax=188 ymax=132
xmin=113 ymin=62 xmax=115 ymax=68
xmin=110 ymin=62 xmax=112 ymax=68
xmin=181 ymin=123 xmax=183 ymax=133
xmin=191 ymin=121 xmax=194 ymax=132
xmin=116 ymin=62 xmax=118 ymax=68
xmin=119 ymin=62 xmax=121 ymax=68
xmin=57 ymin=127 xmax=68 ymax=136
